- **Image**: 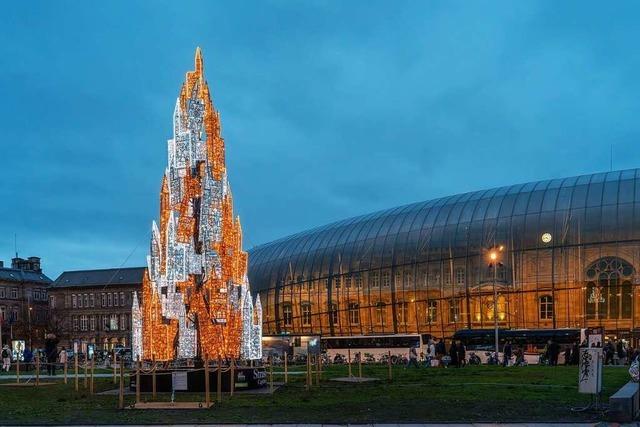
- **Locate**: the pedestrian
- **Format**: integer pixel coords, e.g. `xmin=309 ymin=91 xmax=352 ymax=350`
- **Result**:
xmin=563 ymin=346 xmax=571 ymax=366
xmin=449 ymin=340 xmax=459 ymax=368
xmin=59 ymin=347 xmax=68 ymax=369
xmin=503 ymin=340 xmax=512 ymax=367
xmin=2 ymin=345 xmax=11 ymax=372
xmin=435 ymin=339 xmax=446 ymax=368
xmin=548 ymin=339 xmax=560 ymax=366
xmin=617 ymin=340 xmax=627 ymax=365
xmin=406 ymin=345 xmax=420 ymax=368
xmin=570 ymin=342 xmax=580 ymax=365
xmin=604 ymin=341 xmax=615 ymax=365
xmin=457 ymin=340 xmax=466 ymax=368
xmin=23 ymin=347 xmax=33 ymax=371
xmin=44 ymin=333 xmax=59 ymax=376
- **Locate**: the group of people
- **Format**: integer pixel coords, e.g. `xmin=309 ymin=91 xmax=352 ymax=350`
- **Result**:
xmin=0 ymin=334 xmax=67 ymax=376
xmin=406 ymin=338 xmax=468 ymax=368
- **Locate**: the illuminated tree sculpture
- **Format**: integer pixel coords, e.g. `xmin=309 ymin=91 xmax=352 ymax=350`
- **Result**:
xmin=132 ymin=48 xmax=262 ymax=362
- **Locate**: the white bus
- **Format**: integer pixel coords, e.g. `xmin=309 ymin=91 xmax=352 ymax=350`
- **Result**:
xmin=321 ymin=334 xmax=433 ymax=363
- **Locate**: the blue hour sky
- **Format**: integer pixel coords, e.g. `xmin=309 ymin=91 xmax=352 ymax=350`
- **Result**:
xmin=1 ymin=1 xmax=640 ymax=278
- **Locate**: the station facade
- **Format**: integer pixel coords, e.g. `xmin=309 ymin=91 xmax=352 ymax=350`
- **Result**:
xmin=248 ymin=169 xmax=640 ymax=342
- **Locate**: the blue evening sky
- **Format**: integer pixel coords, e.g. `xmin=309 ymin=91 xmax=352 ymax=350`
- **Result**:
xmin=1 ymin=1 xmax=639 ymax=278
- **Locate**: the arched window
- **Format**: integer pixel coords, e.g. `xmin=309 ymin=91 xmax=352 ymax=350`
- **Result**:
xmin=585 ymin=257 xmax=633 ymax=320
xmin=539 ymin=295 xmax=553 ymax=320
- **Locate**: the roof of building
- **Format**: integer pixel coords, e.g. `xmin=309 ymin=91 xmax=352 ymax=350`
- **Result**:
xmin=0 ymin=268 xmax=52 ymax=285
xmin=51 ymin=267 xmax=146 ymax=289
xmin=247 ymin=167 xmax=640 ymax=292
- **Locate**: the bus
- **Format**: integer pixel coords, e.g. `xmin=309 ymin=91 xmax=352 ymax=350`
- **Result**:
xmin=453 ymin=328 xmax=587 ymax=364
xmin=321 ymin=334 xmax=433 ymax=363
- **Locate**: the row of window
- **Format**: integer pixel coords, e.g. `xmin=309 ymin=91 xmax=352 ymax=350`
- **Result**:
xmin=71 ymin=313 xmax=129 ymax=332
xmin=279 ymin=296 xmax=555 ymax=327
xmin=69 ymin=292 xmax=129 ymax=309
xmin=0 ymin=287 xmax=20 ymax=300
xmin=0 ymin=305 xmax=20 ymax=322
xmin=284 ymin=266 xmax=507 ymax=292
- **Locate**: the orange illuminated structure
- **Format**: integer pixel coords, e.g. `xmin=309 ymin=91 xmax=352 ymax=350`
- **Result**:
xmin=131 ymin=48 xmax=262 ymax=362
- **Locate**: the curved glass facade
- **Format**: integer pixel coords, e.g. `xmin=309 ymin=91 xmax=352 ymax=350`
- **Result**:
xmin=248 ymin=168 xmax=640 ymax=339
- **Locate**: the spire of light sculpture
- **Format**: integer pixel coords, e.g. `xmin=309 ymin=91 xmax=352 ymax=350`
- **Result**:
xmin=132 ymin=48 xmax=262 ymax=361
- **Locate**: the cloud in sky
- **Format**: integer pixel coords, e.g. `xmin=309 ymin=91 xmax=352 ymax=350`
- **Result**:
xmin=1 ymin=0 xmax=640 ymax=278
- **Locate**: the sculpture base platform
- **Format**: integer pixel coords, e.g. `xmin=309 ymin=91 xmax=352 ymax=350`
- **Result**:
xmin=131 ymin=367 xmax=267 ymax=393
xmin=127 ymin=401 xmax=214 ymax=410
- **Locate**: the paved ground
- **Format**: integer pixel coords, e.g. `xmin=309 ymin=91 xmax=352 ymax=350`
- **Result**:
xmin=0 ymin=424 xmax=607 ymax=427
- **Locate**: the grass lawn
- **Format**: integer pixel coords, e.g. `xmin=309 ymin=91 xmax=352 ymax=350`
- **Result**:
xmin=0 ymin=364 xmax=631 ymax=424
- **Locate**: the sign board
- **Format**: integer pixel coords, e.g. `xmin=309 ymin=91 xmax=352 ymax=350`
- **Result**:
xmin=588 ymin=333 xmax=603 ymax=348
xmin=11 ymin=340 xmax=25 ymax=361
xmin=578 ymin=348 xmax=602 ymax=394
xmin=172 ymin=371 xmax=188 ymax=391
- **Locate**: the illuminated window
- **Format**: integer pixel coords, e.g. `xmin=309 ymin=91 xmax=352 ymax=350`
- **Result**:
xmin=540 ymin=295 xmax=553 ymax=320
xmin=282 ymin=304 xmax=293 ymax=327
xmin=397 ymin=301 xmax=408 ymax=325
xmin=456 ymin=268 xmax=466 ymax=285
xmin=329 ymin=303 xmax=339 ymax=325
xmin=301 ymin=303 xmax=312 ymax=326
xmin=426 ymin=300 xmax=437 ymax=324
xmin=449 ymin=299 xmax=460 ymax=323
xmin=334 ymin=277 xmax=341 ymax=289
xmin=344 ymin=275 xmax=352 ymax=289
xmin=348 ymin=302 xmax=360 ymax=324
xmin=586 ymin=257 xmax=634 ymax=320
xmin=354 ymin=274 xmax=362 ymax=288
xmin=375 ymin=301 xmax=386 ymax=325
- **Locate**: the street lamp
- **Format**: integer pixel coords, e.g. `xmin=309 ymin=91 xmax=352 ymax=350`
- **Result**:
xmin=28 ymin=306 xmax=33 ymax=349
xmin=487 ymin=245 xmax=504 ymax=358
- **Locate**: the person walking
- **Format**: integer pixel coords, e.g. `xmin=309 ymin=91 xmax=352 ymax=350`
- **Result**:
xmin=570 ymin=342 xmax=580 ymax=365
xmin=617 ymin=340 xmax=627 ymax=365
xmin=23 ymin=347 xmax=33 ymax=371
xmin=449 ymin=340 xmax=459 ymax=368
xmin=2 ymin=345 xmax=11 ymax=373
xmin=58 ymin=347 xmax=68 ymax=370
xmin=44 ymin=334 xmax=59 ymax=376
xmin=457 ymin=340 xmax=466 ymax=368
xmin=503 ymin=340 xmax=512 ymax=367
xmin=548 ymin=339 xmax=560 ymax=366
xmin=406 ymin=345 xmax=420 ymax=368
xmin=435 ymin=339 xmax=446 ymax=368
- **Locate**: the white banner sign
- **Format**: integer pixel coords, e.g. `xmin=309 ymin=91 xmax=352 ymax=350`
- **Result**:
xmin=578 ymin=348 xmax=602 ymax=394
xmin=172 ymin=371 xmax=188 ymax=391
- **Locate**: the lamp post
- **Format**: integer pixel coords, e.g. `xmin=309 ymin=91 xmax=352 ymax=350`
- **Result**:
xmin=488 ymin=246 xmax=504 ymax=358
xmin=28 ymin=307 xmax=32 ymax=349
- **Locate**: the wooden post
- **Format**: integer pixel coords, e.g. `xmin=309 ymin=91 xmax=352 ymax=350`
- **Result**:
xmin=269 ymin=356 xmax=274 ymax=394
xmin=35 ymin=353 xmax=40 ymax=387
xmin=118 ymin=358 xmax=124 ymax=409
xmin=230 ymin=357 xmax=235 ymax=397
xmin=306 ymin=352 xmax=311 ymax=389
xmin=112 ymin=349 xmax=117 ymax=384
xmin=216 ymin=357 xmax=222 ymax=404
xmin=387 ymin=350 xmax=392 ymax=381
xmin=358 ymin=352 xmax=362 ymax=379
xmin=284 ymin=351 xmax=288 ymax=384
xmin=84 ymin=358 xmax=88 ymax=388
xmin=74 ymin=353 xmax=79 ymax=391
xmin=135 ymin=357 xmax=141 ymax=405
xmin=63 ymin=359 xmax=68 ymax=384
xmin=15 ymin=355 xmax=19 ymax=384
xmin=204 ymin=357 xmax=210 ymax=408
xmin=152 ymin=357 xmax=157 ymax=400
xmin=348 ymin=348 xmax=352 ymax=378
xmin=90 ymin=357 xmax=95 ymax=394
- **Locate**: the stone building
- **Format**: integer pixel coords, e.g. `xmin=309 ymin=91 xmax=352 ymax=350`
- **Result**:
xmin=0 ymin=257 xmax=52 ymax=349
xmin=49 ymin=267 xmax=144 ymax=352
